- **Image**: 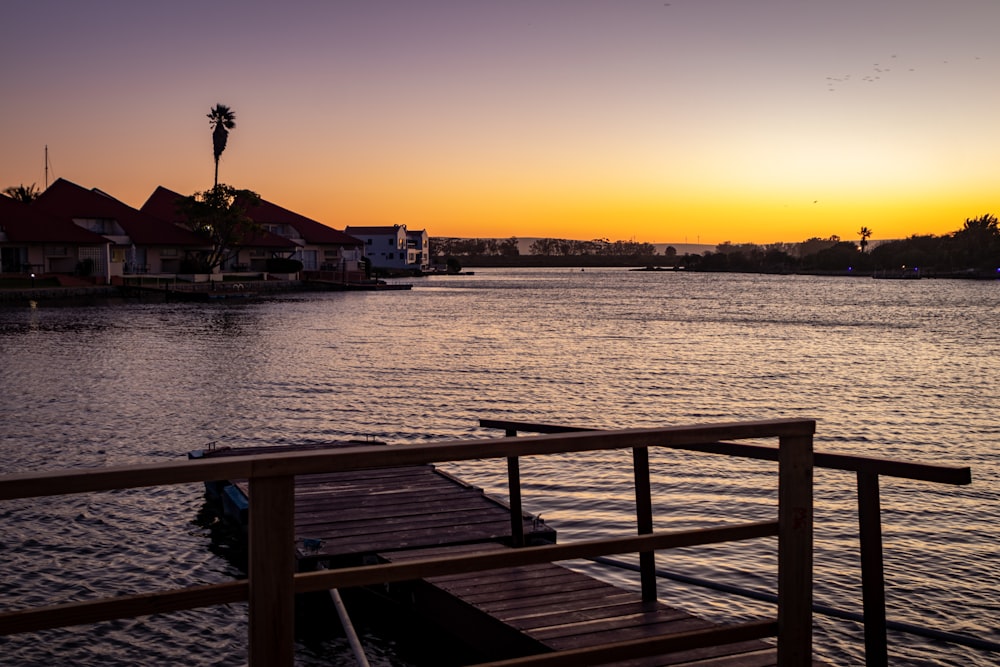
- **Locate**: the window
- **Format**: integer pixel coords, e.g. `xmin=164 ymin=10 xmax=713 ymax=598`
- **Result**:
xmin=74 ymin=218 xmax=121 ymax=235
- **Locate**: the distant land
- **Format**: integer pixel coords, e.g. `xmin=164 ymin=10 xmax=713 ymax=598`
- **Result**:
xmin=507 ymin=238 xmax=714 ymax=256
xmin=439 ymin=238 xmax=891 ymax=256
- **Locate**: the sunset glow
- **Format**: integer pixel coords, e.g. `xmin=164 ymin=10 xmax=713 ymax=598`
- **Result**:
xmin=2 ymin=1 xmax=997 ymax=245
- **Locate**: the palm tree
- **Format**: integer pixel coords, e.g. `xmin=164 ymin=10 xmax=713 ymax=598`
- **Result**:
xmin=2 ymin=183 xmax=41 ymax=202
xmin=207 ymin=104 xmax=236 ymax=187
xmin=858 ymin=226 xmax=873 ymax=253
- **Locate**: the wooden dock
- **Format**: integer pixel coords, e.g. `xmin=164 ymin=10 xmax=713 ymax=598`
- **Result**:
xmin=198 ymin=442 xmax=791 ymax=665
xmin=382 ymin=543 xmax=785 ymax=666
xmin=1 ymin=420 xmax=826 ymax=666
xmin=195 ymin=442 xmax=556 ymax=567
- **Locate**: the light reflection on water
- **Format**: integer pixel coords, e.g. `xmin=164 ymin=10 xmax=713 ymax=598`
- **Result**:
xmin=0 ymin=269 xmax=997 ymax=666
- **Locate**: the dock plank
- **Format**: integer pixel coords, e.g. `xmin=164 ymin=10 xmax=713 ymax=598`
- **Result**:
xmin=382 ymin=544 xmax=783 ymax=666
xmin=199 ymin=445 xmax=816 ymax=666
xmin=215 ymin=452 xmax=553 ymax=560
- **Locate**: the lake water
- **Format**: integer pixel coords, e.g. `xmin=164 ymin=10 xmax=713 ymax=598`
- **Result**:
xmin=0 ymin=268 xmax=997 ymax=666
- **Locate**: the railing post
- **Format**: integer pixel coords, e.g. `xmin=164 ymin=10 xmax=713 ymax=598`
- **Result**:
xmin=857 ymin=471 xmax=888 ymax=667
xmin=248 ymin=475 xmax=296 ymax=667
xmin=632 ymin=446 xmax=656 ymax=602
xmin=505 ymin=428 xmax=525 ymax=547
xmin=778 ymin=433 xmax=813 ymax=666
xmin=507 ymin=455 xmax=525 ymax=547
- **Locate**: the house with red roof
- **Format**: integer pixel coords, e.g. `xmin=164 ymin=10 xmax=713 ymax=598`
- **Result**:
xmin=0 ymin=193 xmax=110 ymax=278
xmin=344 ymin=224 xmax=429 ymax=272
xmin=4 ymin=179 xmax=372 ymax=284
xmin=240 ymin=197 xmax=365 ymax=276
xmin=32 ymin=179 xmax=210 ymax=280
xmin=141 ymin=186 xmax=298 ymax=273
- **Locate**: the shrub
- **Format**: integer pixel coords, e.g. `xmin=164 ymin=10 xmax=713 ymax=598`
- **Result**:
xmin=266 ymin=257 xmax=304 ymax=273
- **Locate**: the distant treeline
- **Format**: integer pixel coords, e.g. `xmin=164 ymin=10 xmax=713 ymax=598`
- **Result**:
xmin=431 ymin=214 xmax=999 ymax=276
xmin=431 ymin=237 xmax=660 ymax=257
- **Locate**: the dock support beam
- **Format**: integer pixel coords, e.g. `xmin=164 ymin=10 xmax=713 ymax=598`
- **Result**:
xmin=249 ymin=475 xmax=295 ymax=667
xmin=777 ymin=433 xmax=813 ymax=666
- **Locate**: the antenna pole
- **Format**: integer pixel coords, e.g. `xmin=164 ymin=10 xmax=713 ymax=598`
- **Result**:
xmin=45 ymin=145 xmax=49 ymax=189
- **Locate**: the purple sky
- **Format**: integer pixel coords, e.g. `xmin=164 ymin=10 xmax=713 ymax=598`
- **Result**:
xmin=3 ymin=0 xmax=998 ymax=243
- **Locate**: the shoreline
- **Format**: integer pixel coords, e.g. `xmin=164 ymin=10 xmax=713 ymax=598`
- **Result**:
xmin=2 ymin=266 xmax=996 ymax=305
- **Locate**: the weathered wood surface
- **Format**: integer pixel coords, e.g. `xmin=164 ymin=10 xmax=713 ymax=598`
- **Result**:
xmin=0 ymin=421 xmax=831 ymax=666
xmin=207 ymin=444 xmax=807 ymax=665
xmin=382 ymin=545 xmax=800 ymax=667
xmin=382 ymin=544 xmax=790 ymax=666
xmin=221 ymin=458 xmax=552 ymax=560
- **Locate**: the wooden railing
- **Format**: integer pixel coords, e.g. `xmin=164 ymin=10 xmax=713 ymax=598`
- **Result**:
xmin=0 ymin=419 xmax=817 ymax=666
xmin=481 ymin=418 xmax=973 ymax=667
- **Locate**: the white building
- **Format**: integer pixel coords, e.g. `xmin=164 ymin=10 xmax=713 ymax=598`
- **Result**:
xmin=344 ymin=224 xmax=429 ymax=271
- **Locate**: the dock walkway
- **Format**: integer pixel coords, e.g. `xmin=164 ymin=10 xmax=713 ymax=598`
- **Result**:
xmin=200 ymin=443 xmax=790 ymax=665
xmin=383 ymin=543 xmax=782 ymax=666
xmin=197 ymin=442 xmax=555 ymax=566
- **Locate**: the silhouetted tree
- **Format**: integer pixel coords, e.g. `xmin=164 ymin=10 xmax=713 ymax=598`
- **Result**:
xmin=858 ymin=227 xmax=872 ymax=253
xmin=177 ymin=184 xmax=261 ymax=271
xmin=208 ymin=104 xmax=237 ymax=187
xmin=871 ymin=235 xmax=938 ymax=271
xmin=952 ymin=214 xmax=999 ymax=269
xmin=2 ymin=183 xmax=40 ymax=202
xmin=793 ymin=236 xmax=840 ymax=258
xmin=809 ymin=241 xmax=868 ymax=271
xmin=498 ymin=237 xmax=520 ymax=256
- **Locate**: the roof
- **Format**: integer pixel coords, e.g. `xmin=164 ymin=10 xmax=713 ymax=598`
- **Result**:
xmin=35 ymin=179 xmax=207 ymax=247
xmin=344 ymin=225 xmax=405 ymax=236
xmin=244 ymin=198 xmax=363 ymax=246
xmin=139 ymin=186 xmax=189 ymax=225
xmin=143 ymin=187 xmax=298 ymax=250
xmin=0 ymin=193 xmax=109 ymax=244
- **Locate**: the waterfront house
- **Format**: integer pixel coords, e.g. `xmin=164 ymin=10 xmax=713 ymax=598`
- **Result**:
xmin=0 ymin=193 xmax=110 ymax=279
xmin=344 ymin=224 xmax=430 ymax=272
xmin=141 ymin=186 xmax=298 ymax=273
xmin=241 ymin=197 xmax=365 ymax=276
xmin=32 ymin=179 xmax=210 ymax=279
xmin=5 ymin=179 xmax=387 ymax=285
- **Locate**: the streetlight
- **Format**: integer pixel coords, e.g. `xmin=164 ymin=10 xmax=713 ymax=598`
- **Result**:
xmin=30 ymin=273 xmax=35 ymax=288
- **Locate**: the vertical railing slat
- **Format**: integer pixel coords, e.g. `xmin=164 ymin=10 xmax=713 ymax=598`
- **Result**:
xmin=858 ymin=471 xmax=888 ymax=667
xmin=778 ymin=433 xmax=814 ymax=666
xmin=248 ymin=475 xmax=296 ymax=667
xmin=632 ymin=446 xmax=656 ymax=602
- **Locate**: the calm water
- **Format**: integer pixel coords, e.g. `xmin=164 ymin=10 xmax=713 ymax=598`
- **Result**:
xmin=0 ymin=269 xmax=997 ymax=666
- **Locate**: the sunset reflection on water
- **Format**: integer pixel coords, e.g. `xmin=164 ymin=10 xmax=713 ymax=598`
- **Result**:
xmin=0 ymin=269 xmax=996 ymax=666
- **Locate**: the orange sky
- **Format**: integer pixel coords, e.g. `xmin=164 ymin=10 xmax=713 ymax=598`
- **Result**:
xmin=2 ymin=1 xmax=998 ymax=246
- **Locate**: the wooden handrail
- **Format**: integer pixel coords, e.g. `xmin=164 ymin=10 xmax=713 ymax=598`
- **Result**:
xmin=481 ymin=418 xmax=970 ymax=667
xmin=0 ymin=420 xmax=816 ymax=500
xmin=0 ymin=419 xmax=816 ymax=666
xmin=293 ymin=522 xmax=779 ymax=593
xmin=478 ymin=419 xmax=970 ymax=485
xmin=0 ymin=523 xmax=778 ymax=636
